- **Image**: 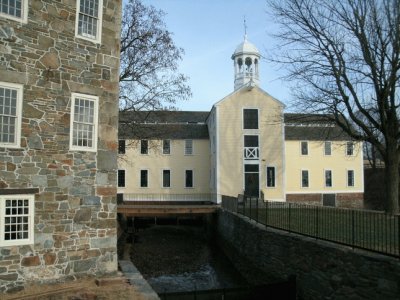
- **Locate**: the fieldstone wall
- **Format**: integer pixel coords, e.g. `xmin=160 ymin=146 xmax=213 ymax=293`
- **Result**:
xmin=286 ymin=193 xmax=364 ymax=208
xmin=0 ymin=0 xmax=121 ymax=293
xmin=215 ymin=209 xmax=400 ymax=300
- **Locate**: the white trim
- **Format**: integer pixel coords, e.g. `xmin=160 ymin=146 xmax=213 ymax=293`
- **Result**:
xmin=69 ymin=93 xmax=98 ymax=152
xmin=301 ymin=169 xmax=309 ymax=188
xmin=184 ymin=139 xmax=193 ymax=155
xmin=242 ymin=107 xmax=259 ymax=130
xmin=360 ymin=142 xmax=365 ymax=192
xmin=117 ymin=169 xmax=126 ymax=188
xmin=300 ymin=141 xmax=308 ymax=156
xmin=0 ymin=194 xmax=34 ymax=246
xmin=184 ymin=169 xmax=194 ymax=188
xmin=0 ymin=81 xmax=23 ymax=149
xmin=266 ymin=165 xmax=276 ymax=188
xmin=215 ymin=107 xmax=221 ymax=203
xmin=75 ymin=0 xmax=103 ymax=44
xmin=162 ymin=139 xmax=171 ymax=155
xmin=162 ymin=169 xmax=171 ymax=188
xmin=324 ymin=169 xmax=333 ymax=187
xmin=139 ymin=169 xmax=149 ymax=188
xmin=347 ymin=169 xmax=355 ymax=187
xmin=0 ymin=0 xmax=28 ymax=23
xmin=324 ymin=141 xmax=332 ymax=156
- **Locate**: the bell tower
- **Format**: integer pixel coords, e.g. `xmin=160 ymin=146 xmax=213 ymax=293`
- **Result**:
xmin=231 ymin=25 xmax=261 ymax=90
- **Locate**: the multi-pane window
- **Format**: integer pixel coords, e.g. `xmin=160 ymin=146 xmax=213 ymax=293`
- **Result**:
xmin=163 ymin=140 xmax=171 ymax=155
xmin=118 ymin=140 xmax=125 ymax=154
xmin=70 ymin=93 xmax=98 ymax=151
xmin=346 ymin=142 xmax=354 ymax=156
xmin=0 ymin=82 xmax=22 ymax=148
xmin=0 ymin=0 xmax=27 ymax=22
xmin=185 ymin=139 xmax=193 ymax=155
xmin=301 ymin=141 xmax=308 ymax=155
xmin=325 ymin=170 xmax=332 ymax=187
xmin=324 ymin=141 xmax=331 ymax=155
xmin=301 ymin=170 xmax=309 ymax=188
xmin=347 ymin=170 xmax=354 ymax=187
xmin=76 ymin=0 xmax=103 ymax=43
xmin=140 ymin=170 xmax=148 ymax=187
xmin=266 ymin=166 xmax=275 ymax=188
xmin=117 ymin=170 xmax=125 ymax=188
xmin=185 ymin=170 xmax=193 ymax=188
xmin=243 ymin=109 xmax=258 ymax=129
xmin=0 ymin=195 xmax=34 ymax=246
xmin=162 ymin=170 xmax=171 ymax=188
xmin=140 ymin=140 xmax=148 ymax=154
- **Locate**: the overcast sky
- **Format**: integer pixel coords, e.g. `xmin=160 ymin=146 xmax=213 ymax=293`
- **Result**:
xmin=142 ymin=0 xmax=291 ymax=111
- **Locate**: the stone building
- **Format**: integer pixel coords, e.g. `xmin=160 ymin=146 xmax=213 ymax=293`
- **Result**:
xmin=118 ymin=36 xmax=364 ymax=208
xmin=0 ymin=0 xmax=121 ymax=293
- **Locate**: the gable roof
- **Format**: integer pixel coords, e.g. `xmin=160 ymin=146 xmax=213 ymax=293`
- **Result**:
xmin=284 ymin=113 xmax=353 ymax=141
xmin=119 ymin=111 xmax=209 ymax=139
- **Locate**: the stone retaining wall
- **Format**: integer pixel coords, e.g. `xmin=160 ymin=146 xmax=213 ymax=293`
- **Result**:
xmin=215 ymin=209 xmax=400 ymax=299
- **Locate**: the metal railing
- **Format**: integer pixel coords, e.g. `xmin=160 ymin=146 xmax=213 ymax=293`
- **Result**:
xmin=222 ymin=195 xmax=400 ymax=258
xmin=244 ymin=147 xmax=259 ymax=159
xmin=122 ymin=193 xmax=215 ymax=202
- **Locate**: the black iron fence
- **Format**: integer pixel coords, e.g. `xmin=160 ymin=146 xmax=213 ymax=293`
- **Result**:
xmin=221 ymin=195 xmax=400 ymax=258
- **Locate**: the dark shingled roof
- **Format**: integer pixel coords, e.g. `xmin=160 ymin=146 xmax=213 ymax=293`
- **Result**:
xmin=118 ymin=111 xmax=353 ymax=141
xmin=284 ymin=113 xmax=352 ymax=141
xmin=119 ymin=111 xmax=209 ymax=139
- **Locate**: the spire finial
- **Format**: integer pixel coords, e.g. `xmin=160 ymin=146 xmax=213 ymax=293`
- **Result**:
xmin=243 ymin=16 xmax=247 ymax=41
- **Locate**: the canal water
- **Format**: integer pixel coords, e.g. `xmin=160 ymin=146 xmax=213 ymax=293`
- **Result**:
xmin=126 ymin=221 xmax=247 ymax=294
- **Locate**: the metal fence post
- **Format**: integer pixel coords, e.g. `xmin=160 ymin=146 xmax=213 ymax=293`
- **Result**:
xmin=266 ymin=200 xmax=268 ymax=227
xmin=398 ymin=214 xmax=400 ymax=257
xmin=315 ymin=206 xmax=319 ymax=238
xmin=256 ymin=197 xmax=259 ymax=223
xmin=289 ymin=203 xmax=291 ymax=232
xmin=352 ymin=210 xmax=355 ymax=248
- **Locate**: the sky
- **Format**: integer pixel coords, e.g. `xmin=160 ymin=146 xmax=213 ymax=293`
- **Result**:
xmin=142 ymin=0 xmax=292 ymax=111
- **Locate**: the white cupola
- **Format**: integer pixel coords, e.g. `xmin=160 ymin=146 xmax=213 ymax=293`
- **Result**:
xmin=231 ymin=35 xmax=261 ymax=90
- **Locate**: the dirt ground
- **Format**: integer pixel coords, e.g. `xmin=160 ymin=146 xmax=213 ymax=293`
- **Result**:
xmin=2 ymin=274 xmax=148 ymax=300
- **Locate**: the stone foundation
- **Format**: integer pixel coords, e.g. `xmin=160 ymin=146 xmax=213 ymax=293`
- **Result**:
xmin=286 ymin=193 xmax=364 ymax=208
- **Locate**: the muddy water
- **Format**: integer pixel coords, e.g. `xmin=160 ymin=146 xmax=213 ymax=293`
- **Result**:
xmin=128 ymin=224 xmax=246 ymax=294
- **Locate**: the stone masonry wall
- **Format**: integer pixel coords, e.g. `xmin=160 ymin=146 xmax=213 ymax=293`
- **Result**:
xmin=0 ymin=0 xmax=121 ymax=293
xmin=215 ymin=209 xmax=400 ymax=300
xmin=286 ymin=193 xmax=364 ymax=208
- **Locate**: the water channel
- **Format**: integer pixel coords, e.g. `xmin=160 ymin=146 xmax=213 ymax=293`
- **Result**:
xmin=120 ymin=218 xmax=247 ymax=294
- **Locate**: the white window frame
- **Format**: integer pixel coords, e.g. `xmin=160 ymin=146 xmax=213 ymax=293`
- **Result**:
xmin=301 ymin=169 xmax=309 ymax=188
xmin=140 ymin=169 xmax=148 ymax=188
xmin=69 ymin=93 xmax=99 ymax=152
xmin=301 ymin=141 xmax=308 ymax=156
xmin=162 ymin=169 xmax=171 ymax=188
xmin=75 ymin=0 xmax=103 ymax=44
xmin=117 ymin=169 xmax=125 ymax=188
xmin=140 ymin=139 xmax=148 ymax=155
xmin=162 ymin=139 xmax=171 ymax=155
xmin=185 ymin=169 xmax=194 ymax=188
xmin=347 ymin=169 xmax=355 ymax=187
xmin=325 ymin=169 xmax=333 ymax=187
xmin=185 ymin=139 xmax=193 ymax=155
xmin=243 ymin=108 xmax=259 ymax=130
xmin=324 ymin=141 xmax=332 ymax=156
xmin=0 ymin=0 xmax=28 ymax=23
xmin=346 ymin=141 xmax=354 ymax=156
xmin=0 ymin=81 xmax=23 ymax=149
xmin=0 ymin=194 xmax=34 ymax=246
xmin=266 ymin=166 xmax=276 ymax=188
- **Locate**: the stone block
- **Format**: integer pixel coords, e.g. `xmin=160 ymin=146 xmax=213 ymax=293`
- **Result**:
xmin=0 ymin=273 xmax=18 ymax=281
xmin=83 ymin=196 xmax=101 ymax=206
xmin=44 ymin=253 xmax=57 ymax=265
xmin=73 ymin=258 xmax=96 ymax=273
xmin=74 ymin=208 xmax=92 ymax=223
xmin=96 ymin=186 xmax=117 ymax=196
xmin=21 ymin=256 xmax=41 ymax=267
xmin=97 ymin=150 xmax=117 ymax=171
xmin=90 ymin=236 xmax=117 ymax=249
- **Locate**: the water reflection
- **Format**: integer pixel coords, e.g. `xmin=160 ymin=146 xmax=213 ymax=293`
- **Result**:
xmin=128 ymin=222 xmax=246 ymax=294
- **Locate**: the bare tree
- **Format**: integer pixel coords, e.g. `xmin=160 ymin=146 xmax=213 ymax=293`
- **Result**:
xmin=120 ymin=0 xmax=191 ymax=112
xmin=268 ymin=0 xmax=400 ymax=214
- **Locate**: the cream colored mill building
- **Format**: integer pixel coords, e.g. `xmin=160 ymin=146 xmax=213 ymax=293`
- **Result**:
xmin=118 ymin=37 xmax=364 ymax=208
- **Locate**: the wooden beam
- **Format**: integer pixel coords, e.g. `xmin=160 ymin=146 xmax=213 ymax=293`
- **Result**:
xmin=117 ymin=204 xmax=218 ymax=217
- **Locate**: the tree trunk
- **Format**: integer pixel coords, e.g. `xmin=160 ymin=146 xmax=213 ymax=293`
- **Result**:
xmin=384 ymin=144 xmax=399 ymax=215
